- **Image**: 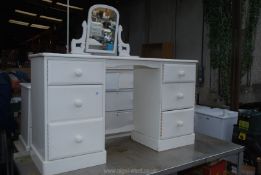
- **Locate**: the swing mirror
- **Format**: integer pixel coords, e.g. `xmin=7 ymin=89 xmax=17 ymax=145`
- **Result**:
xmin=86 ymin=4 xmax=119 ymax=54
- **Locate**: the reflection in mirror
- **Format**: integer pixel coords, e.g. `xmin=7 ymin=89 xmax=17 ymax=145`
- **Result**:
xmin=86 ymin=5 xmax=119 ymax=54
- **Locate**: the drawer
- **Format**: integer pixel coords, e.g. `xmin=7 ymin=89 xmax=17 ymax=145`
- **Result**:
xmin=48 ymin=60 xmax=104 ymax=85
xmin=162 ymin=83 xmax=195 ymax=111
xmin=48 ymin=85 xmax=103 ymax=122
xmin=161 ymin=108 xmax=194 ymax=139
xmin=163 ymin=64 xmax=196 ymax=83
xmin=105 ymin=91 xmax=133 ymax=111
xmin=106 ymin=71 xmax=133 ymax=90
xmin=118 ymin=71 xmax=133 ymax=89
xmin=106 ymin=72 xmax=120 ymax=90
xmin=48 ymin=119 xmax=104 ymax=160
xmin=105 ymin=111 xmax=133 ymax=134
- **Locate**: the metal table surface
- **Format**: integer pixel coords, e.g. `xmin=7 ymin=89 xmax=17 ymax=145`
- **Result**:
xmin=14 ymin=134 xmax=244 ymax=175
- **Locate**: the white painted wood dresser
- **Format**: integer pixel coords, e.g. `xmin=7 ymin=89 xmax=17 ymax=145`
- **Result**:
xmin=30 ymin=53 xmax=197 ymax=175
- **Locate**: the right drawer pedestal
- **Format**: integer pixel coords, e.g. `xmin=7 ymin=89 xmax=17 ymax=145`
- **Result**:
xmin=131 ymin=63 xmax=196 ymax=152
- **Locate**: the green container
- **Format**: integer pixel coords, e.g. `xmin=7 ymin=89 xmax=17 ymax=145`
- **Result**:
xmin=238 ymin=110 xmax=261 ymax=134
xmin=232 ymin=124 xmax=248 ymax=145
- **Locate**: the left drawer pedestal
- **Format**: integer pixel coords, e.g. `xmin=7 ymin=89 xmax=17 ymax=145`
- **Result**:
xmin=30 ymin=57 xmax=106 ymax=175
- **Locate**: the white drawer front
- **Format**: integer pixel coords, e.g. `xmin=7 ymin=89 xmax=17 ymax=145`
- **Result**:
xmin=106 ymin=71 xmax=133 ymax=90
xmin=162 ymin=83 xmax=195 ymax=111
xmin=106 ymin=73 xmax=120 ymax=90
xmin=161 ymin=108 xmax=194 ymax=139
xmin=48 ymin=119 xmax=104 ymax=160
xmin=118 ymin=71 xmax=133 ymax=89
xmin=105 ymin=111 xmax=133 ymax=134
xmin=48 ymin=60 xmax=104 ymax=85
xmin=163 ymin=64 xmax=196 ymax=83
xmin=105 ymin=91 xmax=133 ymax=111
xmin=48 ymin=85 xmax=103 ymax=122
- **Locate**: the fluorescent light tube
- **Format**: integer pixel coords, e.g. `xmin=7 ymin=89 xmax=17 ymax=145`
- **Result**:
xmin=9 ymin=19 xmax=29 ymax=26
xmin=30 ymin=24 xmax=50 ymax=29
xmin=40 ymin=15 xmax=63 ymax=22
xmin=15 ymin=9 xmax=37 ymax=16
xmin=56 ymin=2 xmax=83 ymax=10
xmin=42 ymin=0 xmax=52 ymax=3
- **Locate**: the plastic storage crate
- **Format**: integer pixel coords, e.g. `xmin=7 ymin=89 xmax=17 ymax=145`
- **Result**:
xmin=195 ymin=105 xmax=238 ymax=141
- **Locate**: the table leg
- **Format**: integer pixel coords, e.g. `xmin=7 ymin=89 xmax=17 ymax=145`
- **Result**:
xmin=237 ymin=151 xmax=244 ymax=175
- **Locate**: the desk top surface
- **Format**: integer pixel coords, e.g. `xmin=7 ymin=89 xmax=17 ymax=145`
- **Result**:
xmin=29 ymin=53 xmax=198 ymax=64
xmin=14 ymin=134 xmax=243 ymax=175
xmin=20 ymin=83 xmax=31 ymax=88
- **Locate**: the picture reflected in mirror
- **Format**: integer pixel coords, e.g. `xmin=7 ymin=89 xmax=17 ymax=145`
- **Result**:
xmin=87 ymin=6 xmax=118 ymax=52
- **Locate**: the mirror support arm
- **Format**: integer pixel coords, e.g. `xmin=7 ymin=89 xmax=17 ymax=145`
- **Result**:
xmin=71 ymin=21 xmax=88 ymax=54
xmin=118 ymin=25 xmax=130 ymax=56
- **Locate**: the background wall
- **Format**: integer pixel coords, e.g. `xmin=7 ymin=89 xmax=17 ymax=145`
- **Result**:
xmin=240 ymin=13 xmax=261 ymax=104
xmin=128 ymin=0 xmax=203 ymax=61
xmin=251 ymin=15 xmax=261 ymax=85
xmin=175 ymin=0 xmax=203 ymax=60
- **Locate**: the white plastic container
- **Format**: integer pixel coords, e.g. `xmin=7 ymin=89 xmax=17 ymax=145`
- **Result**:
xmin=194 ymin=105 xmax=238 ymax=142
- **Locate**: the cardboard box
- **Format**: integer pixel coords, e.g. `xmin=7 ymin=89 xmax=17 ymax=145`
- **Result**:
xmin=141 ymin=42 xmax=174 ymax=59
xmin=240 ymin=165 xmax=255 ymax=175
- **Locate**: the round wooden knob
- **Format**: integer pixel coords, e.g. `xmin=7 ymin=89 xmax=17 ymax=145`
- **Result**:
xmin=177 ymin=121 xmax=184 ymax=127
xmin=74 ymin=68 xmax=83 ymax=77
xmin=178 ymin=70 xmax=185 ymax=76
xmin=74 ymin=99 xmax=83 ymax=108
xmin=75 ymin=135 xmax=83 ymax=143
xmin=177 ymin=93 xmax=184 ymax=99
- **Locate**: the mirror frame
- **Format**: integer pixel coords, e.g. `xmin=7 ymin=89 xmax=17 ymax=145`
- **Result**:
xmin=85 ymin=4 xmax=119 ymax=54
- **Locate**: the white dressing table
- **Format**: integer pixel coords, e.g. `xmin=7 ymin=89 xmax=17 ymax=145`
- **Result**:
xmin=30 ymin=53 xmax=197 ymax=175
